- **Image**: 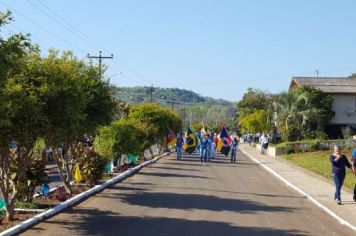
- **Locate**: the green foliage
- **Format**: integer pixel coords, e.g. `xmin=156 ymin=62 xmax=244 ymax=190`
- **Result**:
xmin=0 ymin=209 xmax=5 ymax=216
xmin=129 ymin=103 xmax=181 ymax=148
xmin=239 ymin=109 xmax=272 ymax=133
xmin=237 ymin=88 xmax=275 ymax=117
xmin=15 ymin=201 xmax=38 ymax=209
xmin=114 ymin=86 xmax=236 ymax=128
xmin=302 ymin=130 xmax=328 ymax=140
xmin=277 ymin=86 xmax=333 ymax=141
xmin=95 ymin=118 xmax=147 ymax=161
xmin=77 ymin=148 xmax=108 ymax=186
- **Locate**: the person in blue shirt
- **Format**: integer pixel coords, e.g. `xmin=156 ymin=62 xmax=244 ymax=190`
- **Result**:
xmin=329 ymin=145 xmax=353 ymax=205
xmin=200 ymin=134 xmax=209 ymax=165
xmin=352 ymin=146 xmax=356 ymax=201
xmin=176 ymin=133 xmax=184 ymax=160
xmin=230 ymin=136 xmax=239 ymax=163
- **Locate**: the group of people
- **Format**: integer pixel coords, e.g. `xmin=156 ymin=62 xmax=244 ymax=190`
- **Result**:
xmin=329 ymin=145 xmax=356 ymax=205
xmin=175 ymin=130 xmax=240 ymax=165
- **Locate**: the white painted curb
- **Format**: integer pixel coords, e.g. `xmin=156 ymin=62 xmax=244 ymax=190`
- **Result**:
xmin=240 ymin=148 xmax=356 ymax=232
xmin=0 ymin=153 xmax=169 ymax=236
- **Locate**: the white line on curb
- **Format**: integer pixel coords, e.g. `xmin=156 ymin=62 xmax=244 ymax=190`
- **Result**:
xmin=240 ymin=148 xmax=356 ymax=232
xmin=0 ymin=153 xmax=169 ymax=236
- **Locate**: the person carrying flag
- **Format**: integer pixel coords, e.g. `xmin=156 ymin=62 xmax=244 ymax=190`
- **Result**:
xmin=184 ymin=127 xmax=197 ymax=155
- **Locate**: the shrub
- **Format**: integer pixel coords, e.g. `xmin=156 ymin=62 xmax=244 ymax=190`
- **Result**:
xmin=78 ymin=148 xmax=108 ymax=186
xmin=15 ymin=201 xmax=38 ymax=209
xmin=54 ymin=186 xmax=72 ymax=202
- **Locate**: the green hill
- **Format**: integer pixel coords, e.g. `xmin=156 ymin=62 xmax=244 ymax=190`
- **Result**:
xmin=114 ymin=86 xmax=237 ymax=129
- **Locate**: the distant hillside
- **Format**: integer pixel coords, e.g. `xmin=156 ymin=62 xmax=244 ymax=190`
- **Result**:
xmin=115 ymin=86 xmax=233 ymax=106
xmin=114 ymin=86 xmax=237 ymax=129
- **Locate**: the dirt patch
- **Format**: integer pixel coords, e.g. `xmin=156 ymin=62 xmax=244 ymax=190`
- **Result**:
xmin=34 ymin=185 xmax=91 ymax=209
xmin=0 ymin=212 xmax=36 ymax=232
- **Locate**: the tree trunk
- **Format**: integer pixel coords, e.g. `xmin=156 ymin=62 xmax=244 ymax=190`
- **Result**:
xmin=148 ymin=147 xmax=154 ymax=159
xmin=5 ymin=199 xmax=15 ymax=221
xmin=54 ymin=149 xmax=72 ymax=194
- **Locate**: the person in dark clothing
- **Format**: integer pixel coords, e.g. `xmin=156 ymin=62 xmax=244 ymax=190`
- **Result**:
xmin=352 ymin=146 xmax=356 ymax=201
xmin=329 ymin=145 xmax=353 ymax=205
xmin=230 ymin=137 xmax=239 ymax=163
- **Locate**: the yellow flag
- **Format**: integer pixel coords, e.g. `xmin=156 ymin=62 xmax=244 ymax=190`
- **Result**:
xmin=74 ymin=165 xmax=82 ymax=183
xmin=217 ymin=138 xmax=223 ymax=152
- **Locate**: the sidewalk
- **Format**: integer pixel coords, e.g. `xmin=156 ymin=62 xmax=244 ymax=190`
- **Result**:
xmin=239 ymin=143 xmax=356 ymax=231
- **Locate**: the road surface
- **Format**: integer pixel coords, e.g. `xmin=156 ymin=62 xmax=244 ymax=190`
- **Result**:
xmin=22 ymin=151 xmax=354 ymax=235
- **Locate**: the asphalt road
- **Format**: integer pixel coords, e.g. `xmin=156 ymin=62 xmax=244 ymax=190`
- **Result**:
xmin=22 ymin=151 xmax=354 ymax=236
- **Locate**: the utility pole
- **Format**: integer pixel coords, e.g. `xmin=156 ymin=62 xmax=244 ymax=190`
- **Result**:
xmin=87 ymin=51 xmax=113 ymax=78
xmin=145 ymin=84 xmax=158 ymax=102
xmin=167 ymin=100 xmax=183 ymax=110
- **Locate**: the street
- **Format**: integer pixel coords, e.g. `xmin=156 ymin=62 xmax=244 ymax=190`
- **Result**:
xmin=22 ymin=151 xmax=354 ymax=235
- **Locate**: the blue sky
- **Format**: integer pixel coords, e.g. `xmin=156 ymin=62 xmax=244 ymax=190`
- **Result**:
xmin=1 ymin=0 xmax=356 ymax=101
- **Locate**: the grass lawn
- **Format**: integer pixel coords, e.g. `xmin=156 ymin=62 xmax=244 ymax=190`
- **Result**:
xmin=282 ymin=150 xmax=355 ymax=190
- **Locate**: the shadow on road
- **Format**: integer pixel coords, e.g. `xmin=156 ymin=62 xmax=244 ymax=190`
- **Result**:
xmin=30 ymin=208 xmax=307 ymax=236
xmin=138 ymin=172 xmax=212 ymax=179
xmin=99 ymin=191 xmax=296 ymax=214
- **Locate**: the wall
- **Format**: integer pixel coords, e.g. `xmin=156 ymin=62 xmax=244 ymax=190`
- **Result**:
xmin=331 ymin=94 xmax=356 ymax=124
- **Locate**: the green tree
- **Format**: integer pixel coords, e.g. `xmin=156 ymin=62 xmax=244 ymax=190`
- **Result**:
xmin=239 ymin=109 xmax=272 ymax=134
xmin=0 ymin=11 xmax=48 ymax=221
xmin=129 ymin=103 xmax=181 ymax=155
xmin=24 ymin=50 xmax=115 ymax=194
xmin=277 ymin=86 xmax=333 ymax=141
xmin=95 ymin=119 xmax=147 ymax=168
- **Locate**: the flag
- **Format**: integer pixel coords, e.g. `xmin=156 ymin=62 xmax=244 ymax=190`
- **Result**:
xmin=201 ymin=120 xmax=206 ymax=135
xmin=74 ymin=164 xmax=82 ymax=183
xmin=184 ymin=127 xmax=197 ymax=154
xmin=220 ymin=126 xmax=231 ymax=156
xmin=167 ymin=127 xmax=177 ymax=146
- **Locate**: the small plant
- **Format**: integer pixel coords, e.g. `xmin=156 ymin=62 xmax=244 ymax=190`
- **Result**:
xmin=78 ymin=148 xmax=108 ymax=186
xmin=54 ymin=186 xmax=72 ymax=202
xmin=0 ymin=209 xmax=5 ymax=224
xmin=15 ymin=201 xmax=38 ymax=209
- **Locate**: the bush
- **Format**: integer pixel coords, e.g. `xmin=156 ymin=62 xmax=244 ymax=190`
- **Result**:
xmin=15 ymin=201 xmax=38 ymax=209
xmin=302 ymin=130 xmax=328 ymax=140
xmin=78 ymin=148 xmax=108 ymax=186
xmin=54 ymin=186 xmax=71 ymax=201
xmin=285 ymin=125 xmax=301 ymax=142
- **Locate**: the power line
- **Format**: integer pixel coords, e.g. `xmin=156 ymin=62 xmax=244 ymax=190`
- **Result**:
xmin=0 ymin=1 xmax=87 ymax=54
xmin=31 ymin=0 xmax=102 ymax=51
xmin=32 ymin=0 xmax=155 ymax=85
xmin=3 ymin=0 xmax=155 ymax=86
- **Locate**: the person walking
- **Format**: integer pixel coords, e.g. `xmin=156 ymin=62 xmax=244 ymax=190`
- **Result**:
xmin=260 ymin=133 xmax=269 ymax=155
xmin=329 ymin=145 xmax=353 ymax=205
xmin=200 ymin=134 xmax=209 ymax=165
xmin=176 ymin=133 xmax=184 ymax=160
xmin=230 ymin=136 xmax=239 ymax=163
xmin=352 ymin=145 xmax=356 ymax=201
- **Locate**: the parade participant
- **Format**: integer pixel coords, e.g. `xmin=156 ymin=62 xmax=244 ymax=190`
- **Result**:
xmin=329 ymin=145 xmax=353 ymax=205
xmin=200 ymin=133 xmax=209 ymax=165
xmin=209 ymin=134 xmax=216 ymax=159
xmin=176 ymin=133 xmax=184 ymax=160
xmin=230 ymin=136 xmax=239 ymax=163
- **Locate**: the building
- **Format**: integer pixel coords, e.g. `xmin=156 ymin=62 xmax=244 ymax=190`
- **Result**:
xmin=289 ymin=76 xmax=356 ymax=138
